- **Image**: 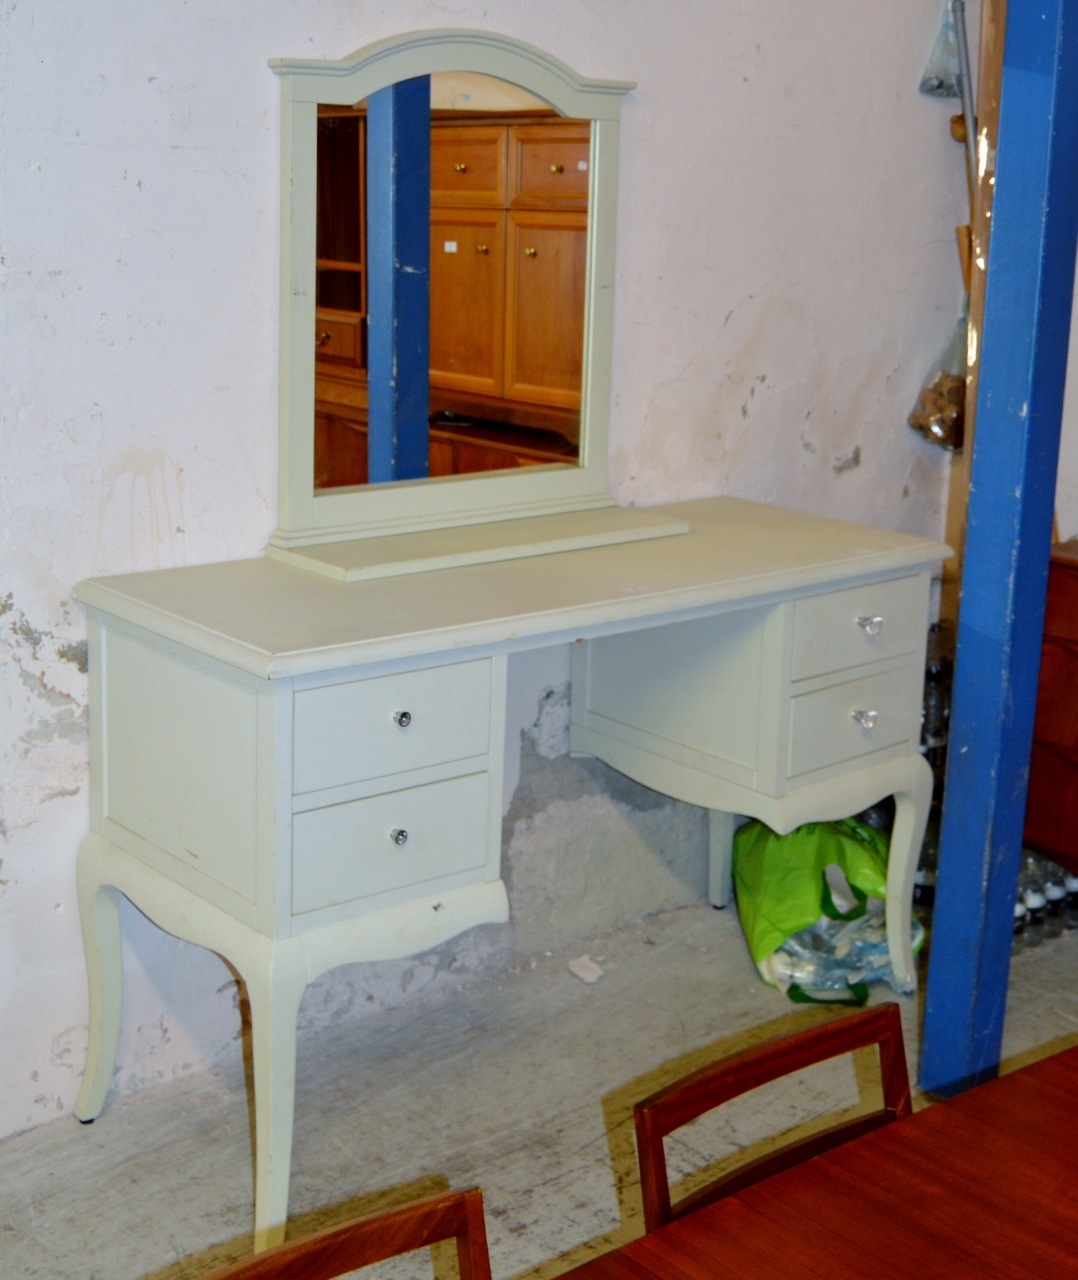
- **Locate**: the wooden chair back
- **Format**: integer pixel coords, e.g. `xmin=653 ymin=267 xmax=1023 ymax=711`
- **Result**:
xmin=202 ymin=1188 xmax=492 ymax=1280
xmin=633 ymin=1003 xmax=911 ymax=1232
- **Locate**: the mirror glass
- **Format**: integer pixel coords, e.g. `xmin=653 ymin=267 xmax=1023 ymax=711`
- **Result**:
xmin=314 ymin=73 xmax=590 ymax=490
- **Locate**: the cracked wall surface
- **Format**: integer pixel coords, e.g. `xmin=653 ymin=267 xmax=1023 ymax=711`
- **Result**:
xmin=0 ymin=0 xmax=1014 ymax=1140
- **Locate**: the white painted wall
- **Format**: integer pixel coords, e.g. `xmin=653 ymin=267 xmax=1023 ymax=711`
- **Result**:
xmin=0 ymin=0 xmax=965 ymax=1138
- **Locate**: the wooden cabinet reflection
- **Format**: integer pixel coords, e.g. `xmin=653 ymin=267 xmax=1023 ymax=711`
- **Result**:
xmin=315 ymin=108 xmax=588 ymax=489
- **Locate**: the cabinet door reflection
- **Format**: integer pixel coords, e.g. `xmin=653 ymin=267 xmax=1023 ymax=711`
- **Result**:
xmin=314 ymin=85 xmax=587 ymax=491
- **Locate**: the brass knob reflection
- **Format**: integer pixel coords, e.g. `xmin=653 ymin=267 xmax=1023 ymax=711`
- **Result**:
xmin=454 ymin=163 xmax=467 ymax=172
xmin=524 ymin=247 xmax=537 ymax=257
xmin=475 ymin=244 xmax=489 ymax=255
xmin=549 ymin=163 xmax=564 ymax=173
xmin=317 ymin=332 xmax=332 ymax=347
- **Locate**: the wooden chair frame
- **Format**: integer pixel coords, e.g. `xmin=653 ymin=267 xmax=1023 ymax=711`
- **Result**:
xmin=633 ymin=1004 xmax=912 ymax=1233
xmin=202 ymin=1188 xmax=492 ymax=1280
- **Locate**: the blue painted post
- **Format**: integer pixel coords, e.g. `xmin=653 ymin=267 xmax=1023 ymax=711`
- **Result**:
xmin=366 ymin=76 xmax=430 ymax=483
xmin=919 ymin=0 xmax=1078 ymax=1096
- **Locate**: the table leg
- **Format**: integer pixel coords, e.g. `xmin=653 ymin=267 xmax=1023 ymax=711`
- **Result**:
xmin=74 ymin=838 xmax=123 ymax=1122
xmin=247 ymin=941 xmax=308 ymax=1252
xmin=886 ymin=755 xmax=934 ymax=993
xmin=707 ymin=811 xmax=737 ymax=907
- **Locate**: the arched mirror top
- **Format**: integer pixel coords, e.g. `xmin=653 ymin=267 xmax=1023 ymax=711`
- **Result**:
xmin=270 ymin=29 xmax=634 ymax=118
xmin=268 ymin=31 xmax=634 ymax=567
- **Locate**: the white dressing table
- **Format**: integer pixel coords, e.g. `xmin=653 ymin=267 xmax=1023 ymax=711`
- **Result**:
xmin=71 ymin=496 xmax=945 ymax=1247
xmin=68 ymin=27 xmax=948 ymax=1252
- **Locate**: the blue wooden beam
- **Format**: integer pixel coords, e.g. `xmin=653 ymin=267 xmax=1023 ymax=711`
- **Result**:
xmin=366 ymin=76 xmax=430 ymax=483
xmin=919 ymin=0 xmax=1078 ymax=1096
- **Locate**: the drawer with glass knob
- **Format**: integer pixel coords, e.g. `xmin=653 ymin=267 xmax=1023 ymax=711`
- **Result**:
xmin=291 ymin=770 xmax=491 ymax=916
xmin=790 ymin=575 xmax=922 ymax=680
xmin=786 ymin=665 xmax=919 ymax=778
xmin=292 ymin=659 xmax=492 ymax=794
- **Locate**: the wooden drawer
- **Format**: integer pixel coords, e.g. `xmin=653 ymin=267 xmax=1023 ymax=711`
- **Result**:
xmin=315 ymin=311 xmax=362 ymax=367
xmin=293 ymin=659 xmax=491 ymax=794
xmin=431 ymin=126 xmax=507 ymax=207
xmin=787 ymin=667 xmax=917 ymax=778
xmin=509 ymin=123 xmax=590 ymax=209
xmin=292 ymin=771 xmax=490 ymax=915
xmin=791 ymin=577 xmax=921 ymax=680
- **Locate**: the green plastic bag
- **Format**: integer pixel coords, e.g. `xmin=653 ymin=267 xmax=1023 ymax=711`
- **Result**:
xmin=732 ymin=817 xmax=889 ymax=967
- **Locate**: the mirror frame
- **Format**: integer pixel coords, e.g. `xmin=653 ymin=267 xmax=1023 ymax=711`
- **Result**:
xmin=268 ymin=30 xmax=634 ymax=551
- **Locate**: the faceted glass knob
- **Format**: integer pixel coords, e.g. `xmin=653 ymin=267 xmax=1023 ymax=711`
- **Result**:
xmin=390 ymin=829 xmax=408 ymax=846
xmin=851 ymin=709 xmax=879 ymax=730
xmin=393 ymin=710 xmax=412 ymax=727
xmin=856 ymin=615 xmax=884 ymax=637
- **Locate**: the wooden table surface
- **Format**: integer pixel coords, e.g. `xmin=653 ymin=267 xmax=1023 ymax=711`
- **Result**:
xmin=563 ymin=1048 xmax=1078 ymax=1280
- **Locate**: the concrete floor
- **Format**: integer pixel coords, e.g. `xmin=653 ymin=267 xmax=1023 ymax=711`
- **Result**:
xmin=3 ymin=905 xmax=1077 ymax=1280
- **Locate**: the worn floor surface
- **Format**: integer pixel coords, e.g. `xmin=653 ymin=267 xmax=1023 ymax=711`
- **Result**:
xmin=2 ymin=905 xmax=1076 ymax=1280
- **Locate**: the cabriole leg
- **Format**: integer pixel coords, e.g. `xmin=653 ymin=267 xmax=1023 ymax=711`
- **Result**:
xmin=246 ymin=942 xmax=308 ymax=1252
xmin=886 ymin=756 xmax=935 ymax=994
xmin=74 ymin=843 xmax=124 ymax=1122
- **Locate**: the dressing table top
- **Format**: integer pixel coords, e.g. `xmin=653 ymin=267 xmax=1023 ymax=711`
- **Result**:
xmin=73 ymin=497 xmax=950 ymax=680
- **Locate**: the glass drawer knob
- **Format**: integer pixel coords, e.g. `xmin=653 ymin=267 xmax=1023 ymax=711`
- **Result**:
xmin=393 ymin=710 xmax=412 ymax=727
xmin=857 ymin=615 xmax=884 ymax=637
xmin=391 ymin=829 xmax=408 ymax=847
xmin=851 ymin=709 xmax=879 ymax=730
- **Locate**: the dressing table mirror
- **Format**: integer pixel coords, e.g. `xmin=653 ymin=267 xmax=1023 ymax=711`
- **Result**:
xmin=264 ymin=31 xmax=691 ymax=581
xmin=70 ymin=27 xmax=947 ymax=1255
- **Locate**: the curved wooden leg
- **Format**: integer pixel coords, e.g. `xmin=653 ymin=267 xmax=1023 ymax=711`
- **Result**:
xmin=246 ymin=939 xmax=308 ymax=1252
xmin=886 ymin=755 xmax=935 ymax=994
xmin=74 ymin=837 xmax=124 ymax=1122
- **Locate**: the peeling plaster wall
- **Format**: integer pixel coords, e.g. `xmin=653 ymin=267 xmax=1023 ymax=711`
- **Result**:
xmin=1 ymin=0 xmax=962 ymax=1139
